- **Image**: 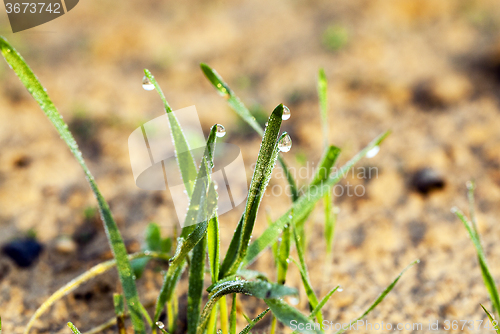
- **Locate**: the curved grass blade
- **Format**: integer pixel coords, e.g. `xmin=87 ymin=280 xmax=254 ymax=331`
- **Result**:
xmin=188 ymin=235 xmax=208 ymax=334
xmin=207 ymin=269 xmax=269 ymax=293
xmin=200 ymin=63 xmax=299 ymax=201
xmin=291 ymin=286 xmax=340 ymax=334
xmin=0 ymin=37 xmax=147 ymax=334
xmin=333 ymin=260 xmax=419 ymax=334
xmin=143 ymin=69 xmax=198 ymax=197
xmin=68 ymin=323 xmax=82 ymax=334
xmin=317 ymin=68 xmax=329 ymax=147
xmin=453 ymin=207 xmax=500 ymax=317
xmin=264 ymin=299 xmax=321 ymax=334
xmin=197 ymin=280 xmax=297 ymax=334
xmin=309 ymin=146 xmax=341 ymax=189
xmin=23 ymin=251 xmax=166 ymax=334
xmin=244 ymin=131 xmax=390 ymax=267
xmin=481 ymin=304 xmax=500 ymax=333
xmin=238 ymin=308 xmax=270 ymax=334
xmin=154 ymin=259 xmax=186 ymax=323
xmin=291 ymin=225 xmax=321 ymax=323
xmin=220 ymin=105 xmax=285 ymax=277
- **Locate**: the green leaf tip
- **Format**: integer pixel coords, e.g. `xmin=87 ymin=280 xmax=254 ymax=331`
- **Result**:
xmin=67 ymin=322 xmax=82 ymax=334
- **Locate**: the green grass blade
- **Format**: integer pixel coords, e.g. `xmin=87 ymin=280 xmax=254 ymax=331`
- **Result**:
xmin=154 ymin=260 xmax=186 ymax=322
xmin=230 ymin=294 xmax=237 ymax=334
xmin=67 ymin=323 xmax=83 ymax=334
xmin=207 ymin=216 xmax=220 ymax=283
xmin=317 ymin=68 xmax=328 ymax=147
xmin=453 ymin=207 xmax=500 ymax=317
xmin=114 ymin=294 xmax=127 ymax=334
xmin=220 ymin=105 xmax=285 ymax=277
xmin=219 ymin=216 xmax=244 ymax=279
xmin=309 ymin=286 xmax=340 ymax=320
xmin=333 ymin=260 xmax=419 ymax=334
xmin=154 ymin=126 xmax=219 ymax=322
xmin=309 ymin=146 xmax=341 ymax=188
xmin=264 ymin=298 xmax=321 ymax=334
xmin=197 ymin=280 xmax=297 ymax=334
xmin=238 ymin=308 xmax=270 ymax=334
xmin=188 ymin=235 xmax=207 ymax=334
xmin=277 ymin=215 xmax=291 ymax=285
xmin=244 ymin=131 xmax=389 ymax=267
xmin=144 ymin=69 xmax=197 ymax=197
xmin=291 ymin=223 xmax=322 ymax=322
xmin=200 ymin=63 xmax=263 ymax=135
xmin=481 ymin=304 xmax=500 ymax=333
xmin=200 ymin=63 xmax=299 ymax=201
xmin=0 ymin=37 xmax=146 ymax=334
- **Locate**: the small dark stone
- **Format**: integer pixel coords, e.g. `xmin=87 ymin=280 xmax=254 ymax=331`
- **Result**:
xmin=13 ymin=155 xmax=31 ymax=168
xmin=411 ymin=168 xmax=445 ymax=195
xmin=2 ymin=238 xmax=43 ymax=268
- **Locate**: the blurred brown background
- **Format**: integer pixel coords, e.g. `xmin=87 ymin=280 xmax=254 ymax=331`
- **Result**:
xmin=1 ymin=0 xmax=500 ymax=333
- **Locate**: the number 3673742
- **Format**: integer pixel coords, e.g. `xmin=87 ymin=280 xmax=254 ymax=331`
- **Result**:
xmin=5 ymin=3 xmax=61 ymax=14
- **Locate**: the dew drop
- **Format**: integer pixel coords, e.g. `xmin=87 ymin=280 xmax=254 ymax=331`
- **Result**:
xmin=217 ymin=329 xmax=223 ymax=334
xmin=278 ymin=134 xmax=292 ymax=153
xmin=282 ymin=106 xmax=291 ymax=120
xmin=142 ymin=76 xmax=154 ymax=91
xmin=337 ymin=287 xmax=343 ymax=292
xmin=216 ymin=124 xmax=226 ymax=138
xmin=288 ymin=296 xmax=299 ymax=306
xmin=156 ymin=321 xmax=165 ymax=329
xmin=366 ymin=145 xmax=380 ymax=158
xmin=265 ymin=122 xmax=269 ymax=127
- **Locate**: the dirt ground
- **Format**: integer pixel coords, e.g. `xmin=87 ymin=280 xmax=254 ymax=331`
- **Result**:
xmin=1 ymin=0 xmax=500 ymax=333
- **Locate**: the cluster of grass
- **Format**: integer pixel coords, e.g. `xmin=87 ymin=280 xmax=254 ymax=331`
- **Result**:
xmin=0 ymin=36 xmax=417 ymax=334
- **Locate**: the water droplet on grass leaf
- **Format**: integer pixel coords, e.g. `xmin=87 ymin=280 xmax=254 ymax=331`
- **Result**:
xmin=216 ymin=124 xmax=226 ymax=137
xmin=156 ymin=321 xmax=165 ymax=329
xmin=142 ymin=76 xmax=154 ymax=91
xmin=278 ymin=134 xmax=292 ymax=152
xmin=282 ymin=106 xmax=291 ymax=120
xmin=366 ymin=145 xmax=380 ymax=158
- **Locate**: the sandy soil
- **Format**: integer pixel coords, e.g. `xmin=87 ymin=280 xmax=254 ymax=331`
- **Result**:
xmin=1 ymin=0 xmax=500 ymax=333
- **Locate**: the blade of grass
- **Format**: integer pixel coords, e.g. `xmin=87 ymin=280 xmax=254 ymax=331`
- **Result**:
xmin=0 ymin=37 xmax=147 ymax=334
xmin=333 ymin=260 xmax=419 ymax=334
xmin=277 ymin=214 xmax=291 ymax=285
xmin=68 ymin=323 xmax=82 ymax=334
xmin=219 ymin=296 xmax=229 ymax=334
xmin=154 ymin=126 xmax=219 ymax=323
xmin=207 ymin=216 xmax=220 ymax=283
xmin=238 ymin=308 xmax=271 ymax=334
xmin=467 ymin=181 xmax=479 ymax=236
xmin=143 ymin=69 xmax=197 ymax=197
xmin=317 ymin=68 xmax=329 ymax=147
xmin=114 ymin=294 xmax=127 ymax=334
xmin=291 ymin=224 xmax=322 ymax=323
xmin=264 ymin=298 xmax=321 ymax=334
xmin=481 ymin=304 xmax=500 ymax=333
xmin=230 ymin=294 xmax=237 ymax=334
xmin=188 ymin=235 xmax=208 ymax=334
xmin=197 ymin=280 xmax=297 ymax=334
xmin=244 ymin=131 xmax=390 ymax=267
xmin=453 ymin=207 xmax=500 ymax=318
xmin=220 ymin=105 xmax=286 ymax=277
xmin=200 ymin=63 xmax=299 ymax=200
